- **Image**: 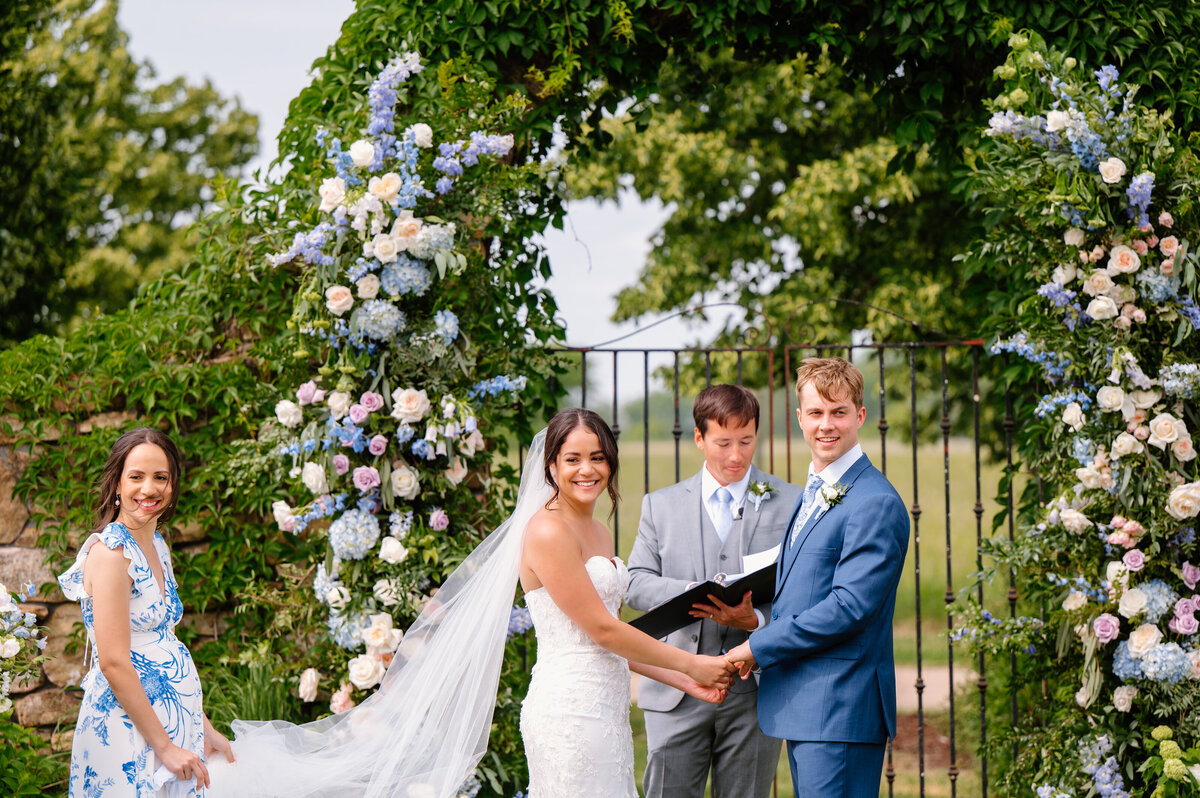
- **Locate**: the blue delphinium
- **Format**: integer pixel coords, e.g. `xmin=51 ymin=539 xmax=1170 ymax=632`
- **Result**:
xmin=389 ymin=509 xmax=414 ymax=539
xmin=990 ymin=332 xmax=1072 ymax=382
xmin=468 ymin=374 xmax=528 ymax=399
xmin=1179 ymin=296 xmax=1200 ymax=330
xmin=329 ymin=509 xmax=382 ymax=560
xmin=1160 ymin=363 xmax=1200 ymax=398
xmin=1080 ymin=735 xmax=1130 ymax=798
xmin=507 ymin=606 xmax=533 ymax=639
xmin=1125 ymin=171 xmax=1154 ymax=226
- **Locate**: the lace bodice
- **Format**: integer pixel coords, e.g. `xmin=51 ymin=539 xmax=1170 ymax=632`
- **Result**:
xmin=524 ymin=556 xmax=629 ymax=655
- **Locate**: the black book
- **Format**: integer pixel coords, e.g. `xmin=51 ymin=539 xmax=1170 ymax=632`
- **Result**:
xmin=629 ymin=563 xmax=777 ymax=640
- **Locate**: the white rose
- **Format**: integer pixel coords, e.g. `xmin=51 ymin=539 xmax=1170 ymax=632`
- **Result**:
xmin=1063 ymin=229 xmax=1086 ymax=249
xmin=1074 ymin=686 xmax=1089 ymax=708
xmin=1085 ymin=296 xmax=1119 ymax=320
xmin=1147 ymin=412 xmax=1181 ymax=449
xmin=0 ymin=637 xmax=20 ymax=658
xmin=349 ymin=139 xmax=376 ymax=168
xmin=318 ymin=177 xmax=346 ymax=213
xmin=368 ymin=173 xmax=402 ymax=203
xmin=298 ymin=668 xmax=320 ymax=702
xmin=390 ymin=387 xmax=431 ymax=424
xmin=1128 ymin=389 xmax=1160 ymax=410
xmin=356 ymin=274 xmax=381 ymax=299
xmin=1106 ymin=560 xmax=1129 ymax=589
xmin=379 ymin=536 xmax=409 ymax=564
xmin=444 ymin=458 xmax=469 ymax=486
xmin=1172 ymin=436 xmax=1197 ymax=462
xmin=1062 ymin=591 xmax=1087 ymax=611
xmin=1110 ymin=432 xmax=1144 ymax=459
xmin=1052 ymin=262 xmax=1078 ymax=285
xmin=368 ymin=234 xmax=399 ymax=264
xmin=1189 ymin=650 xmax=1200 ymax=681
xmin=1059 ymin=508 xmax=1093 ymax=533
xmin=302 ymin=462 xmax=329 ymax=494
xmin=275 ymin=399 xmax=302 ymax=428
xmin=1081 ymin=270 xmax=1114 ymax=297
xmin=1061 ymin=402 xmax=1084 ymax=431
xmin=1075 ymin=466 xmax=1104 ymax=490
xmin=1112 ymin=684 xmax=1136 ymax=712
xmin=327 ymin=390 xmax=352 ymax=420
xmin=1110 ymin=283 xmax=1137 ymax=305
xmin=1096 ymin=385 xmax=1124 ymax=412
xmin=347 ymin=654 xmax=385 ymax=690
xmin=1106 ymin=244 xmax=1141 ymax=275
xmin=326 ymin=585 xmax=351 ymax=609
xmin=1117 ymin=588 xmax=1148 ymax=619
xmin=325 ymin=285 xmax=354 ymax=316
xmin=1098 ymin=156 xmax=1127 ymax=184
xmin=1046 ymin=110 xmax=1071 ymax=133
xmin=373 ymin=578 xmax=399 ymax=606
xmin=406 ymin=123 xmax=434 ymax=148
xmin=460 ymin=428 xmax=485 ymax=457
xmin=391 ymin=210 xmax=423 ymax=243
xmin=271 ymin=500 xmax=295 ymax=531
xmin=390 ymin=463 xmax=420 ymax=500
xmin=1126 ymin=622 xmax=1162 ymax=658
xmin=1167 ymin=481 xmax=1200 ymax=520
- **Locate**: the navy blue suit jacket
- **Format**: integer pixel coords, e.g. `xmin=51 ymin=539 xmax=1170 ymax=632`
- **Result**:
xmin=748 ymin=454 xmax=909 ymax=743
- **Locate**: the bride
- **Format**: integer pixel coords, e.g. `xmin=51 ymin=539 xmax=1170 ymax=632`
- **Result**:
xmin=209 ymin=408 xmax=733 ymax=797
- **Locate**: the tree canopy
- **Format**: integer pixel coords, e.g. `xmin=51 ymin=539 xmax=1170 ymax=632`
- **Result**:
xmin=0 ymin=0 xmax=257 ymax=344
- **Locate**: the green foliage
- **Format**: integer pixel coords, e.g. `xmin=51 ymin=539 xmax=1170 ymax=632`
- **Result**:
xmin=0 ymin=0 xmax=258 ymax=344
xmin=0 ymin=716 xmax=69 ymax=796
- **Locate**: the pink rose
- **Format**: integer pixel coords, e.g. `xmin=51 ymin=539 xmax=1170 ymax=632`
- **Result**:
xmin=1160 ymin=235 xmax=1179 ymax=257
xmin=1110 ymin=515 xmax=1127 ymax=527
xmin=1161 ymin=259 xmax=1176 ymax=276
xmin=1176 ymin=597 xmax=1196 ymax=616
xmin=1122 ymin=549 xmax=1146 ymax=571
xmin=296 ymin=380 xmax=326 ymax=406
xmin=349 ymin=403 xmax=369 ymax=425
xmin=1122 ymin=519 xmax=1145 ymax=538
xmin=333 ymin=454 xmax=350 ymax=475
xmin=1092 ymin=613 xmax=1121 ymax=644
xmin=1106 ymin=530 xmax=1133 ymax=548
xmin=429 ymin=508 xmax=450 ymax=531
xmin=353 ymin=466 xmax=381 ymax=492
xmin=1183 ymin=561 xmax=1200 ymax=591
xmin=360 ymin=391 xmax=385 ymax=413
xmin=1132 ymin=239 xmax=1148 ymax=255
xmin=1169 ymin=613 xmax=1199 ymax=636
xmin=1147 ymin=234 xmax=1159 ymax=248
xmin=369 ymin=435 xmax=388 ymax=456
xmin=1158 ymin=211 xmax=1174 ymax=228
xmin=330 ymin=683 xmax=355 ymax=714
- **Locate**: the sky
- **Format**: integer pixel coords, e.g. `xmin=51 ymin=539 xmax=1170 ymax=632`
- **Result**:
xmin=115 ymin=0 xmax=727 ymax=398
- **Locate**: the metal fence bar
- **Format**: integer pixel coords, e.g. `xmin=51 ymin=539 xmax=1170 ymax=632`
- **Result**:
xmin=941 ymin=350 xmax=959 ymax=796
xmin=973 ymin=348 xmax=989 ymax=798
xmin=908 ymin=346 xmax=927 ymax=797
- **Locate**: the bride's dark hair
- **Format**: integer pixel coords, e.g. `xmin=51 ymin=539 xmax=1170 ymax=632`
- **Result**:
xmin=543 ymin=408 xmax=620 ymax=511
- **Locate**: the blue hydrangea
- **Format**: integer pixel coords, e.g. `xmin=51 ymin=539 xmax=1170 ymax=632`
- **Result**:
xmin=1179 ymin=296 xmax=1200 ymax=330
xmin=1036 ymin=786 xmax=1072 ymax=798
xmin=389 ymin=509 xmax=414 ymax=539
xmin=1140 ymin=642 xmax=1191 ymax=683
xmin=328 ymin=509 xmax=381 ymax=560
xmin=394 ymin=424 xmax=416 ymax=444
xmin=434 ymin=309 xmax=459 ymax=345
xmin=313 ymin=563 xmax=339 ymax=605
xmin=1160 ymin=363 xmax=1200 ymax=398
xmin=381 ymin=258 xmax=432 ymax=297
xmin=355 ymin=299 xmax=406 ymax=341
xmin=327 ymin=608 xmax=371 ymax=651
xmin=1135 ymin=270 xmax=1180 ymax=304
xmin=1140 ymin=579 xmax=1178 ymax=624
xmin=1112 ymin=641 xmax=1143 ymax=680
xmin=409 ymin=223 xmax=456 ymax=259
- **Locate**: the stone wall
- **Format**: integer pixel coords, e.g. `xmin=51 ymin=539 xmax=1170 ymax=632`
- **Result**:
xmin=0 ymin=412 xmax=221 ymax=747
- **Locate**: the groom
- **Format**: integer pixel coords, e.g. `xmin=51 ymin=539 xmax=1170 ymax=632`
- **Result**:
xmin=627 ymin=384 xmax=800 ymax=798
xmin=725 ymin=357 xmax=909 ymax=798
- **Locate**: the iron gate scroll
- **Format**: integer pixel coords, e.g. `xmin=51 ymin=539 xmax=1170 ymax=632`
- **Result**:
xmin=544 ymin=308 xmax=1017 ymax=798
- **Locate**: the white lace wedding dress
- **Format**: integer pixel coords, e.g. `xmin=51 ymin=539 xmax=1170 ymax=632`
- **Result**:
xmin=520 ymin=556 xmax=638 ymax=798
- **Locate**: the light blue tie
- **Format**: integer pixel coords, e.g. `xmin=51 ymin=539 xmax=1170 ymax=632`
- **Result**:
xmin=713 ymin=487 xmax=734 ymax=543
xmin=790 ymin=473 xmax=824 ymax=546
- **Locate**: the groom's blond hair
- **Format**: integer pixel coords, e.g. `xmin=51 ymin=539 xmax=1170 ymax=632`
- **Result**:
xmin=795 ymin=357 xmax=864 ymax=410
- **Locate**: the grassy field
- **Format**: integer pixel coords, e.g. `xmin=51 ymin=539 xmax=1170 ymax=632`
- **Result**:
xmin=573 ymin=432 xmax=1015 ymax=797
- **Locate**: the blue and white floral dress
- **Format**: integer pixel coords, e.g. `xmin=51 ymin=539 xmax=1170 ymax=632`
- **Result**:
xmin=58 ymin=522 xmax=205 ymax=797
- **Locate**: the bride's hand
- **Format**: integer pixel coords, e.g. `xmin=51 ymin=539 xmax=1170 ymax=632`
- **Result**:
xmin=689 ymin=654 xmax=736 ymax=690
xmin=681 ymin=676 xmax=728 ymax=705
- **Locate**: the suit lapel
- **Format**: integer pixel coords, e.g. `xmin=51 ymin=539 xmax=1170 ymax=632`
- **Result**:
xmin=775 ymin=455 xmax=873 ymax=598
xmin=683 ymin=472 xmax=706 ymax=581
xmin=739 ymin=465 xmax=766 ymax=553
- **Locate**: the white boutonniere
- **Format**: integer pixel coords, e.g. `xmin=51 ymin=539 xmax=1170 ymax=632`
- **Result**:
xmin=747 ymin=481 xmax=777 ymax=511
xmin=819 ymin=482 xmax=849 ymax=508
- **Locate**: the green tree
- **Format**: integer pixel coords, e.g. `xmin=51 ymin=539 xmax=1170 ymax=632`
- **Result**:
xmin=0 ymin=0 xmax=258 ymax=344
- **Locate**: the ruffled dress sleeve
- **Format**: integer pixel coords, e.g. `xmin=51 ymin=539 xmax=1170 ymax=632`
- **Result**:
xmin=56 ymin=522 xmax=141 ymax=601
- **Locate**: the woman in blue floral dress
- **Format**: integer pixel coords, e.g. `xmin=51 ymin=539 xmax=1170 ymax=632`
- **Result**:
xmin=58 ymin=428 xmax=233 ymax=796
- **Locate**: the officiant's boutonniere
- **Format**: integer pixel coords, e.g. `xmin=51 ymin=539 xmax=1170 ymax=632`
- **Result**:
xmin=747 ymin=481 xmax=776 ymax=511
xmin=820 ymin=482 xmax=849 ymax=508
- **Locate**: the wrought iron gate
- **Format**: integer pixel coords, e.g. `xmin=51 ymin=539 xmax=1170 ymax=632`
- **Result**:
xmin=543 ymin=308 xmax=1020 ymax=798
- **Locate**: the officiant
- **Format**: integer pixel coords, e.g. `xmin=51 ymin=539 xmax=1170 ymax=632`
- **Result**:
xmin=627 ymin=384 xmax=800 ymax=798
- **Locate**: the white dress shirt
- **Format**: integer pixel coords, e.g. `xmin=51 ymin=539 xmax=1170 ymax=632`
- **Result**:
xmin=794 ymin=443 xmax=864 ymax=532
xmin=700 ymin=463 xmax=764 ymax=629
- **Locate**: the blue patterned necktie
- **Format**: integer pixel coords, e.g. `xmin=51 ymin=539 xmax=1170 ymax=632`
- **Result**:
xmin=790 ymin=473 xmax=824 ymax=546
xmin=713 ymin=487 xmax=734 ymax=543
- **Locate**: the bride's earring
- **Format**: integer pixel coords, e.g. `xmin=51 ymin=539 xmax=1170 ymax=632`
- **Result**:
xmin=115 ymin=494 xmax=121 ymax=507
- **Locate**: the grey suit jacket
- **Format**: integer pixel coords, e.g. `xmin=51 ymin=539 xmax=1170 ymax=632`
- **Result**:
xmin=626 ymin=464 xmax=802 ymax=711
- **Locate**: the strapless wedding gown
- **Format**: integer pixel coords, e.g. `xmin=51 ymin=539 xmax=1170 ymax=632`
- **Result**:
xmin=520 ymin=556 xmax=637 ymax=798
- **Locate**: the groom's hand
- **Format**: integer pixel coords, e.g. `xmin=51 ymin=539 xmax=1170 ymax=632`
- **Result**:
xmin=724 ymin=641 xmax=757 ymax=680
xmin=690 ymin=590 xmax=757 ymax=630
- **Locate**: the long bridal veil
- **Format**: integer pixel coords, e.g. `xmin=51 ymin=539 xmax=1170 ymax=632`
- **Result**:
xmin=208 ymin=430 xmax=549 ymax=798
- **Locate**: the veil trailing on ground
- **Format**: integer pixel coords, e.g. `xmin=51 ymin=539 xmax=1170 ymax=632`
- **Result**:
xmin=208 ymin=430 xmax=549 ymax=798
